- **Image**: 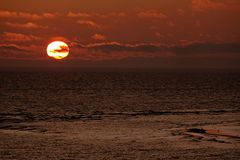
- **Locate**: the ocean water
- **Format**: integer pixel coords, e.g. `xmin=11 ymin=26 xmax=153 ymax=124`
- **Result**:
xmin=1 ymin=71 xmax=240 ymax=160
xmin=0 ymin=71 xmax=240 ymax=119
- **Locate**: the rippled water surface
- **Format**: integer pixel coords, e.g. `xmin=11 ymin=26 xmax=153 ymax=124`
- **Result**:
xmin=0 ymin=71 xmax=240 ymax=117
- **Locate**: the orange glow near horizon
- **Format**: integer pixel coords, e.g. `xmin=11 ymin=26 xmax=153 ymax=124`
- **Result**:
xmin=47 ymin=41 xmax=69 ymax=60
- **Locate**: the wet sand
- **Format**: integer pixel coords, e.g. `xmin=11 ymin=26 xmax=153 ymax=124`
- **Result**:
xmin=0 ymin=110 xmax=239 ymax=160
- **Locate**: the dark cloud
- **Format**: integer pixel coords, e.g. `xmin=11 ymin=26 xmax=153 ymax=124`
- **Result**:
xmin=53 ymin=45 xmax=69 ymax=53
xmin=75 ymin=42 xmax=240 ymax=55
xmin=0 ymin=44 xmax=28 ymax=52
xmin=171 ymin=43 xmax=240 ymax=55
xmin=0 ymin=44 xmax=30 ymax=58
xmin=75 ymin=42 xmax=165 ymax=53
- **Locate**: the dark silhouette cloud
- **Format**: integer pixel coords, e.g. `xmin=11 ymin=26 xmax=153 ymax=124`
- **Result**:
xmin=0 ymin=44 xmax=30 ymax=58
xmin=0 ymin=44 xmax=28 ymax=52
xmin=75 ymin=42 xmax=166 ymax=53
xmin=171 ymin=43 xmax=240 ymax=55
xmin=75 ymin=42 xmax=240 ymax=55
xmin=53 ymin=45 xmax=69 ymax=53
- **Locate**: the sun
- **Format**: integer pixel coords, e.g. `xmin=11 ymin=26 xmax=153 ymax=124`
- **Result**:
xmin=47 ymin=41 xmax=69 ymax=59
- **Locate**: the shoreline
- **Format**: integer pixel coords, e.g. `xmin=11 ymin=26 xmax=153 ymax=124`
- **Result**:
xmin=1 ymin=110 xmax=239 ymax=159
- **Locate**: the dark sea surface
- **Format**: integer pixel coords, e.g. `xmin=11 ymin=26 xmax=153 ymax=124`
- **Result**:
xmin=0 ymin=71 xmax=239 ymax=119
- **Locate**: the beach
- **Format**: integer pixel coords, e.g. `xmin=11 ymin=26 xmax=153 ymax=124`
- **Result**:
xmin=1 ymin=109 xmax=240 ymax=159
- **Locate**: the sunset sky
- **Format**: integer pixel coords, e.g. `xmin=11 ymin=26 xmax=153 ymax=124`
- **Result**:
xmin=0 ymin=0 xmax=240 ymax=69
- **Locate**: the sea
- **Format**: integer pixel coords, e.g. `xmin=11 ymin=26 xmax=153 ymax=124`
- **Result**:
xmin=0 ymin=70 xmax=239 ymax=120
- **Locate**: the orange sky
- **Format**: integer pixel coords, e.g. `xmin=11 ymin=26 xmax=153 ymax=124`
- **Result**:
xmin=0 ymin=0 xmax=240 ymax=69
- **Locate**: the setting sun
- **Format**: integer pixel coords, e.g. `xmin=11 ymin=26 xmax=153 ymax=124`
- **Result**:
xmin=47 ymin=41 xmax=69 ymax=59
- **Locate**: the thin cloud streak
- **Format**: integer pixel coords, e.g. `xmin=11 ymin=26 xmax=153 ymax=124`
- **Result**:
xmin=76 ymin=20 xmax=101 ymax=28
xmin=137 ymin=10 xmax=167 ymax=19
xmin=0 ymin=10 xmax=57 ymax=19
xmin=0 ymin=44 xmax=30 ymax=58
xmin=91 ymin=34 xmax=106 ymax=41
xmin=5 ymin=22 xmax=47 ymax=29
xmin=192 ymin=0 xmax=240 ymax=12
xmin=67 ymin=11 xmax=126 ymax=19
xmin=1 ymin=32 xmax=41 ymax=42
xmin=67 ymin=12 xmax=92 ymax=18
